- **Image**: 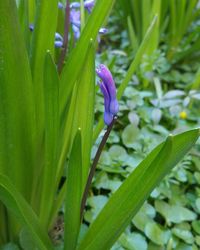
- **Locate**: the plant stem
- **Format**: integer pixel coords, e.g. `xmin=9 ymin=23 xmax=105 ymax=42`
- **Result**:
xmin=80 ymin=116 xmax=117 ymax=220
xmin=57 ymin=0 xmax=70 ymax=74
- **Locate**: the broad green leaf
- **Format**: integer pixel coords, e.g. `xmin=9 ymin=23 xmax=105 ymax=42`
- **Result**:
xmin=0 ymin=174 xmax=54 ymax=250
xmin=144 ymin=222 xmax=170 ymax=245
xmin=78 ymin=129 xmax=199 ymax=250
xmin=122 ymin=124 xmax=140 ymax=148
xmin=39 ymin=52 xmax=59 ymax=229
xmin=119 ymin=233 xmax=147 ymax=250
xmin=155 ymin=200 xmax=197 ymax=224
xmin=60 ymin=0 xmax=116 ymax=114
xmin=64 ymin=130 xmax=82 ymax=250
xmin=172 ymin=226 xmax=194 ymax=244
xmin=93 ymin=16 xmax=158 ymax=142
xmin=0 ymin=0 xmax=36 ymax=200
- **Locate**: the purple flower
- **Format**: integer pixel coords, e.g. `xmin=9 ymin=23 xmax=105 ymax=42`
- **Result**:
xmin=70 ymin=2 xmax=80 ymax=8
xmin=54 ymin=40 xmax=63 ymax=48
xmin=58 ymin=2 xmax=64 ymax=9
xmin=54 ymin=32 xmax=63 ymax=48
xmin=99 ymin=28 xmax=108 ymax=35
xmin=84 ymin=0 xmax=95 ymax=13
xmin=70 ymin=9 xmax=81 ymax=39
xmin=55 ymin=32 xmax=63 ymax=41
xmin=70 ymin=9 xmax=81 ymax=27
xmin=96 ymin=64 xmax=119 ymax=125
xmin=29 ymin=24 xmax=34 ymax=31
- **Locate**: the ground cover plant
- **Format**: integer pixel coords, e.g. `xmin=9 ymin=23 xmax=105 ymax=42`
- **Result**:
xmin=0 ymin=0 xmax=200 ymax=250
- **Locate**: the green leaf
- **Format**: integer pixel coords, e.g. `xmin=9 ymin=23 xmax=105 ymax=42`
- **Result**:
xmin=122 ymin=124 xmax=140 ymax=148
xmin=192 ymin=221 xmax=200 ymax=235
xmin=0 ymin=174 xmax=54 ymax=250
xmin=39 ymin=52 xmax=59 ymax=228
xmin=119 ymin=232 xmax=147 ymax=250
xmin=172 ymin=226 xmax=194 ymax=244
xmin=30 ymin=0 xmax=58 ymax=133
xmin=155 ymin=200 xmax=197 ymax=224
xmin=60 ymin=0 xmax=116 ymax=114
xmin=64 ymin=130 xmax=82 ymax=250
xmin=109 ymin=145 xmax=128 ymax=162
xmin=78 ymin=129 xmax=199 ymax=250
xmin=0 ymin=0 xmax=36 ymax=200
xmin=71 ymin=42 xmax=95 ymax=190
xmin=19 ymin=227 xmax=37 ymax=250
xmin=144 ymin=222 xmax=170 ymax=245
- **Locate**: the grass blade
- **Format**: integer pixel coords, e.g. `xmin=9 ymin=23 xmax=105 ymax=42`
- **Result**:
xmin=39 ymin=52 xmax=59 ymax=229
xmin=64 ymin=130 xmax=82 ymax=250
xmin=0 ymin=0 xmax=36 ymax=201
xmin=30 ymin=0 xmax=58 ymax=133
xmin=71 ymin=42 xmax=95 ymax=190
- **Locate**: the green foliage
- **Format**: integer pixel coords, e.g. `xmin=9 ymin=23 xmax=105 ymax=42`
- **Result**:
xmin=0 ymin=0 xmax=200 ymax=249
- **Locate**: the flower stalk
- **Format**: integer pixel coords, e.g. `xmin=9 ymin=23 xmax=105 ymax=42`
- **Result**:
xmin=80 ymin=116 xmax=117 ymax=220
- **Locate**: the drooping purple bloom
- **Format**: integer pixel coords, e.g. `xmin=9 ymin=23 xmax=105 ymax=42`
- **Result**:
xmin=96 ymin=64 xmax=119 ymax=125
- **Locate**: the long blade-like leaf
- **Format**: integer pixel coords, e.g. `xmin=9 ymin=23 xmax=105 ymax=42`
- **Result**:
xmin=64 ymin=130 xmax=82 ymax=250
xmin=0 ymin=0 xmax=36 ymax=201
xmin=39 ymin=52 xmax=59 ymax=229
xmin=78 ymin=129 xmax=199 ymax=250
xmin=30 ymin=0 xmax=58 ymax=133
xmin=71 ymin=42 xmax=95 ymax=190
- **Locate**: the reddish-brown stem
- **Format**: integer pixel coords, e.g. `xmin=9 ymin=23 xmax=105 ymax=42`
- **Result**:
xmin=80 ymin=117 xmax=117 ymax=220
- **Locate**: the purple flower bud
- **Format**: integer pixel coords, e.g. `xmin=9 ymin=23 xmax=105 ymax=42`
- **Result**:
xmin=70 ymin=2 xmax=81 ymax=9
xmin=72 ymin=25 xmax=80 ymax=39
xmin=54 ymin=40 xmax=63 ymax=48
xmin=99 ymin=28 xmax=108 ymax=35
xmin=84 ymin=0 xmax=95 ymax=13
xmin=29 ymin=24 xmax=34 ymax=31
xmin=96 ymin=64 xmax=119 ymax=115
xmin=96 ymin=64 xmax=119 ymax=125
xmin=70 ymin=9 xmax=81 ymax=27
xmin=58 ymin=2 xmax=64 ymax=9
xmin=99 ymin=82 xmax=114 ymax=125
